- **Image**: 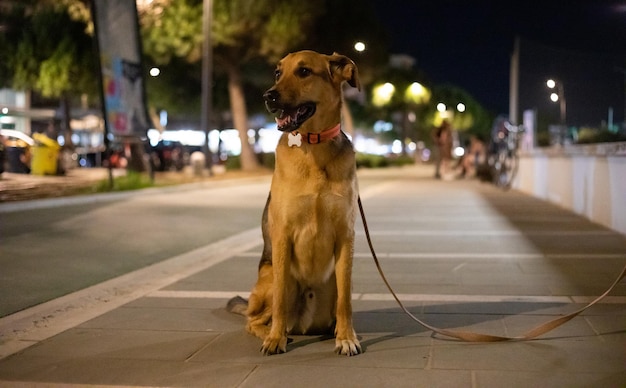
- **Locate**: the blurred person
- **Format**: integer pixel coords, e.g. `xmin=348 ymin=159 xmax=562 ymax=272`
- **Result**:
xmin=432 ymin=119 xmax=453 ymax=179
xmin=458 ymin=134 xmax=486 ymax=178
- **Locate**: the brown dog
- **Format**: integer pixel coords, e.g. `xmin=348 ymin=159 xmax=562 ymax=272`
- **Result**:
xmin=236 ymin=50 xmax=361 ymax=356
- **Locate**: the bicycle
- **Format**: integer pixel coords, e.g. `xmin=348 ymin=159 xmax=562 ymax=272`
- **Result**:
xmin=487 ymin=121 xmax=524 ymax=190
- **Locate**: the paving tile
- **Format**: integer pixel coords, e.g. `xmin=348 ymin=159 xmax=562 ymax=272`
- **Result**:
xmin=78 ymin=304 xmax=246 ymax=332
xmin=240 ymin=364 xmax=471 ymax=388
xmin=162 ymin=255 xmax=259 ymax=292
xmin=19 ymin=328 xmax=218 ymax=361
xmin=431 ymin=337 xmax=626 ymax=373
xmin=190 ymin=330 xmax=431 ymax=369
xmin=475 ymin=370 xmax=626 ymax=388
xmin=0 ymin=356 xmax=254 ymax=387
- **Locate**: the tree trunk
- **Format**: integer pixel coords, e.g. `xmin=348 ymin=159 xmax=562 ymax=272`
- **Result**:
xmin=127 ymin=141 xmax=148 ymax=173
xmin=61 ymin=93 xmax=73 ymax=151
xmin=225 ymin=64 xmax=259 ymax=171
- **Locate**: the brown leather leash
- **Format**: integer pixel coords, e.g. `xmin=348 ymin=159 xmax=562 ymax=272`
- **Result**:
xmin=357 ymin=196 xmax=626 ymax=342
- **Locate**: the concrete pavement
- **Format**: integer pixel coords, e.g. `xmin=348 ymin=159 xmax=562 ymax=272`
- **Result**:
xmin=0 ymin=165 xmax=625 ymax=387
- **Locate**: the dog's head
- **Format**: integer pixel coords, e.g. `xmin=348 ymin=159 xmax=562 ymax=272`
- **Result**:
xmin=263 ymin=50 xmax=360 ymax=132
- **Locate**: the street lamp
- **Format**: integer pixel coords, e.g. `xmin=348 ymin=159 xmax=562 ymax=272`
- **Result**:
xmin=354 ymin=41 xmax=366 ymax=52
xmin=546 ymin=78 xmax=566 ymax=125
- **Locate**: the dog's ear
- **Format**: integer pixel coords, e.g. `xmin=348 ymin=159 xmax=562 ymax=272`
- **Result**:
xmin=328 ymin=52 xmax=360 ymax=91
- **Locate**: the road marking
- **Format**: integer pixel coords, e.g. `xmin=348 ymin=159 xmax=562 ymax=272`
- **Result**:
xmin=146 ymin=290 xmax=626 ymax=304
xmin=0 ymin=227 xmax=263 ymax=360
xmin=356 ymin=230 xmax=616 ymax=237
xmin=236 ymin=251 xmax=626 ymax=260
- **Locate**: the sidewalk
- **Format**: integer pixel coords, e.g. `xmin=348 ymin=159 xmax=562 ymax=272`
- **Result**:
xmin=0 ymin=167 xmax=271 ymax=202
xmin=0 ymin=166 xmax=625 ymax=387
xmin=0 ymin=168 xmax=118 ymax=202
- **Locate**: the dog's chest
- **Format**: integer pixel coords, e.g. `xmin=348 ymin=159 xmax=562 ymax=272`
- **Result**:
xmin=271 ymin=169 xmax=354 ymax=284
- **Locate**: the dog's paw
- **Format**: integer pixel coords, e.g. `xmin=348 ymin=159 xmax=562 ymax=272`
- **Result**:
xmin=260 ymin=335 xmax=287 ymax=355
xmin=334 ymin=337 xmax=362 ymax=356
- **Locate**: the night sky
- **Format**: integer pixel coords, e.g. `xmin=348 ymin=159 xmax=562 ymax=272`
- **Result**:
xmin=371 ymin=1 xmax=626 ymax=125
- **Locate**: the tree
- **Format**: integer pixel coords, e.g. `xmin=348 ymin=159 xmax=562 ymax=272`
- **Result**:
xmin=0 ymin=0 xmax=97 ymax=147
xmin=139 ymin=0 xmax=323 ymax=171
xmin=425 ymin=84 xmax=492 ymax=142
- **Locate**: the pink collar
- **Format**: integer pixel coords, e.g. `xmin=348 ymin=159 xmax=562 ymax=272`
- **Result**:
xmin=292 ymin=123 xmax=341 ymax=144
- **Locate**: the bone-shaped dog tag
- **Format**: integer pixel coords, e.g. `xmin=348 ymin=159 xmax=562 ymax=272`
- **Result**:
xmin=288 ymin=132 xmax=302 ymax=147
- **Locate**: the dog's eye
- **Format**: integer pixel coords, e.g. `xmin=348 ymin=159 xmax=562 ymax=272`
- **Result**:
xmin=274 ymin=69 xmax=281 ymax=81
xmin=297 ymin=67 xmax=312 ymax=78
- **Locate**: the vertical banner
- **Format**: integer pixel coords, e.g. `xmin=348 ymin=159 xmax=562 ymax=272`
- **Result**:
xmin=92 ymin=0 xmax=151 ymax=138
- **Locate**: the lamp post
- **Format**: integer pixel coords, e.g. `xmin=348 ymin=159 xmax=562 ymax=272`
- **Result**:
xmin=546 ymin=78 xmax=566 ymax=125
xmin=201 ymin=0 xmax=213 ymax=171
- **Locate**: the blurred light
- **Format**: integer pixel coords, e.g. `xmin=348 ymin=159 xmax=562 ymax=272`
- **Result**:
xmin=354 ymin=41 xmax=366 ymax=52
xmin=456 ymin=102 xmax=466 ymax=112
xmin=407 ymin=112 xmax=416 ymax=122
xmin=546 ymin=79 xmax=556 ymax=89
xmin=436 ymin=103 xmax=447 ymax=112
xmin=147 ymin=128 xmax=160 ymax=146
xmin=372 ymin=82 xmax=396 ymax=107
xmin=373 ymin=120 xmax=393 ymax=133
xmin=1 ymin=107 xmax=8 ymax=114
xmin=405 ymin=82 xmax=430 ymax=104
xmin=391 ymin=139 xmax=403 ymax=154
xmin=550 ymin=93 xmax=559 ymax=102
xmin=454 ymin=146 xmax=465 ymax=158
xmin=149 ymin=67 xmax=160 ymax=77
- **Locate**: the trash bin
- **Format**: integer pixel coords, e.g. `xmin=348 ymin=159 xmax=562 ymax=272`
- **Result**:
xmin=30 ymin=133 xmax=60 ymax=175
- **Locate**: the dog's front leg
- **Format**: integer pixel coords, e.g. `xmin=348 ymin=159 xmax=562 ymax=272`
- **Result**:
xmin=260 ymin=237 xmax=290 ymax=355
xmin=334 ymin=240 xmax=362 ymax=356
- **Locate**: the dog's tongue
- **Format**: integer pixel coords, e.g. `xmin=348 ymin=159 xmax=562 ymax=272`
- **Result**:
xmin=275 ymin=107 xmax=298 ymax=128
xmin=275 ymin=111 xmax=291 ymax=128
xmin=274 ymin=105 xmax=310 ymax=129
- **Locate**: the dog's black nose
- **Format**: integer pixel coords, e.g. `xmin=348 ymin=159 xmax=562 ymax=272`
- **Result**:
xmin=263 ymin=89 xmax=279 ymax=103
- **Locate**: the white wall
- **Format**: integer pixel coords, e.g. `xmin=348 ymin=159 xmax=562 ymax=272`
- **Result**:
xmin=515 ymin=143 xmax=626 ymax=235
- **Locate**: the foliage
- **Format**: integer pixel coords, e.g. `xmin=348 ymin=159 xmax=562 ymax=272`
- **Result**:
xmin=138 ymin=0 xmax=203 ymax=65
xmin=421 ymin=84 xmax=493 ymax=144
xmin=0 ymin=0 xmax=97 ymax=98
xmin=356 ymin=153 xmax=415 ymax=169
xmin=139 ymin=0 xmax=325 ymax=170
xmin=576 ymin=127 xmax=626 ymax=144
xmin=94 ymin=171 xmax=154 ymax=192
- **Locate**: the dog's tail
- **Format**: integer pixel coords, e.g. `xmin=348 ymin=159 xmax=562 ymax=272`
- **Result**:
xmin=226 ymin=295 xmax=248 ymax=316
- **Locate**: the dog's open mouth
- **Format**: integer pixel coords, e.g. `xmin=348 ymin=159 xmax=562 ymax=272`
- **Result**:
xmin=269 ymin=102 xmax=316 ymax=132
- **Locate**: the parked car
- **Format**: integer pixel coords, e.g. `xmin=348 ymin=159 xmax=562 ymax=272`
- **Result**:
xmin=0 ymin=129 xmax=34 ymax=174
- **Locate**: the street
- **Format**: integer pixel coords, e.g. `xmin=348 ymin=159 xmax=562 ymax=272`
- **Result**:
xmin=0 ymin=165 xmax=625 ymax=387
